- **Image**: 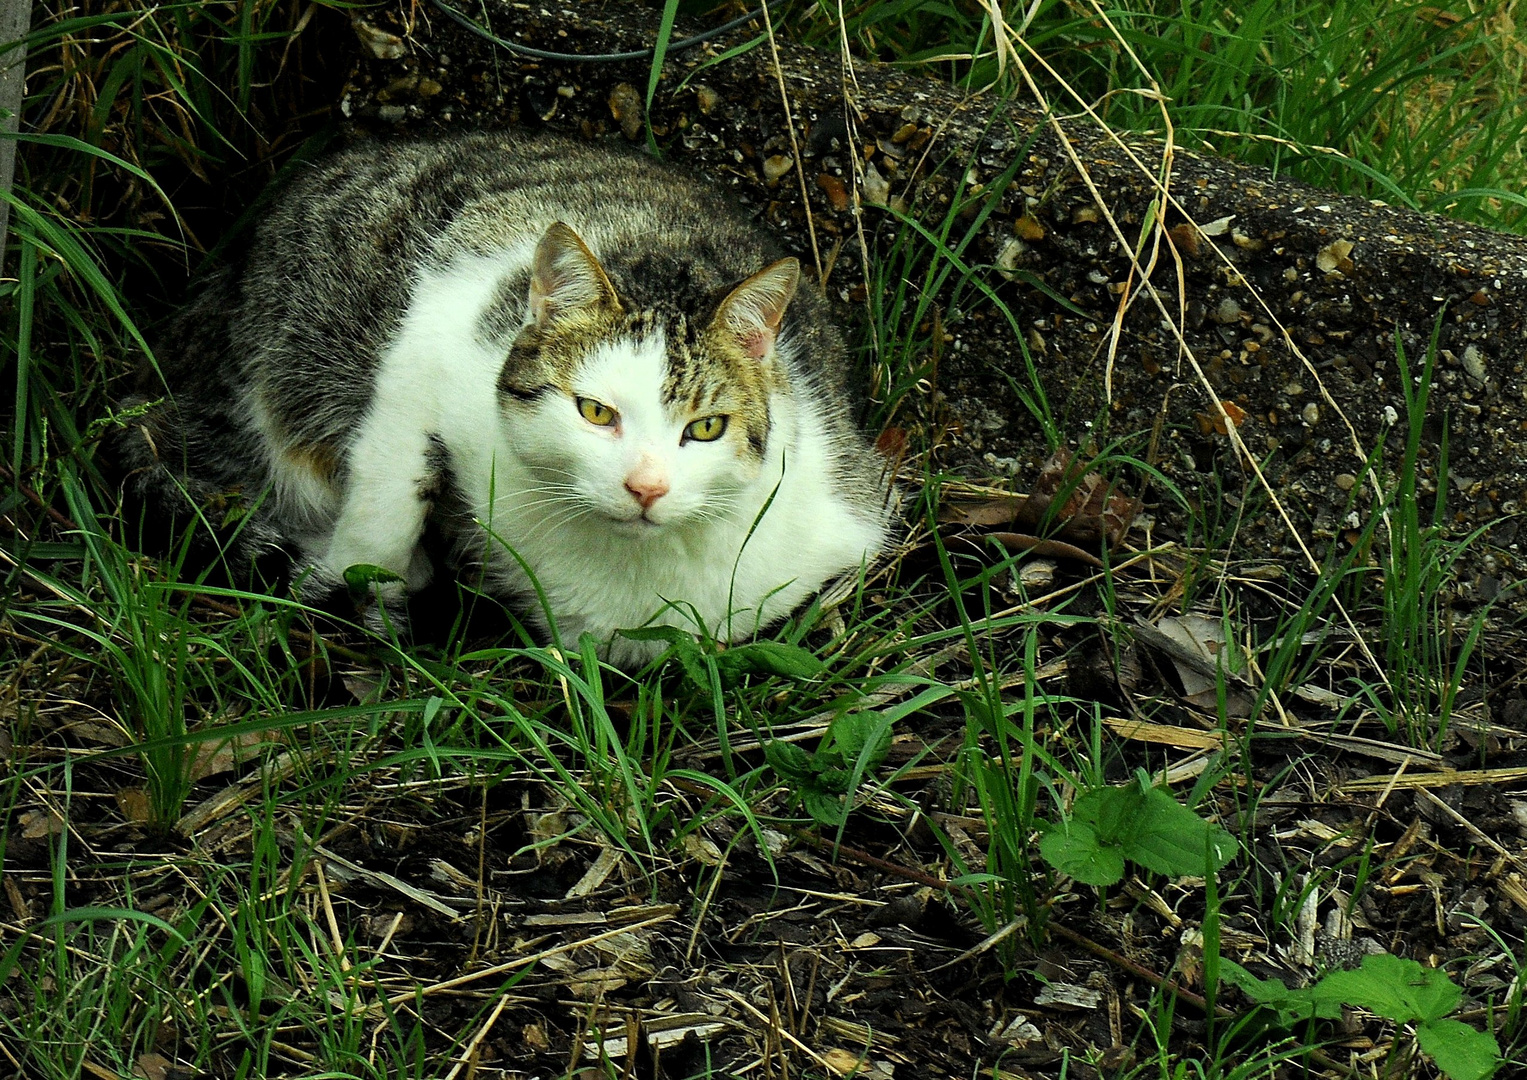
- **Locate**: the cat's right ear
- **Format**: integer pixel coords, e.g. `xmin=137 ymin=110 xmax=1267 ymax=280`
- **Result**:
xmin=712 ymin=258 xmax=800 ymax=361
xmin=528 ymin=222 xmax=620 ymax=329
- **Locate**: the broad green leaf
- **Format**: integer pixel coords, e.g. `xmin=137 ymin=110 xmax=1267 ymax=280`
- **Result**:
xmin=1072 ymin=784 xmax=1147 ymax=847
xmin=1219 ymin=960 xmax=1340 ymax=1025
xmin=1318 ymin=954 xmax=1461 ymax=1025
xmin=1219 ymin=960 xmax=1298 ymax=1006
xmin=714 ymin=641 xmax=826 ymax=682
xmin=1038 ymin=820 xmax=1126 ymax=886
xmin=826 ymin=711 xmax=892 ymax=766
xmin=816 ymin=764 xmax=853 ymax=794
xmin=763 ymin=740 xmax=814 ymax=783
xmin=1126 ymin=786 xmax=1237 ymax=878
xmin=343 ymin=563 xmax=403 ymax=592
xmin=803 ymin=789 xmax=845 ymax=827
xmin=1416 ymin=1018 xmax=1500 ymax=1080
xmin=616 ymin=625 xmax=709 ymax=686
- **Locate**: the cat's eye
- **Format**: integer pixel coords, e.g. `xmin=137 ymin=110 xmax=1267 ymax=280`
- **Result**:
xmin=577 ymin=397 xmax=618 ymax=427
xmin=683 ymin=415 xmax=728 ymax=443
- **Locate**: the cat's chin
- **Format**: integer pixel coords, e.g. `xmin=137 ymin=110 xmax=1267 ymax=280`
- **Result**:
xmin=602 ymin=513 xmax=664 ymax=535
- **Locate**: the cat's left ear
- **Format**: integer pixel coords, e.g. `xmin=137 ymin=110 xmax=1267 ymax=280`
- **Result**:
xmin=529 ymin=222 xmax=620 ymax=329
xmin=712 ymin=258 xmax=800 ymax=360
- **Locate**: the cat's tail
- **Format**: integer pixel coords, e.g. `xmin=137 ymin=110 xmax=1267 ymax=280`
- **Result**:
xmin=110 ymin=392 xmax=294 ymax=579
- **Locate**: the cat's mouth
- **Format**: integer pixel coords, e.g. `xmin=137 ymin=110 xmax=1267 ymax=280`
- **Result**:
xmin=607 ymin=509 xmax=663 ymax=532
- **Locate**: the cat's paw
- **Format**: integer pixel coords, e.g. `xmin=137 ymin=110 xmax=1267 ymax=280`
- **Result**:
xmin=361 ymin=586 xmax=411 ymax=639
xmin=295 ymin=562 xmax=345 ymax=607
xmin=295 ymin=563 xmax=411 ymax=638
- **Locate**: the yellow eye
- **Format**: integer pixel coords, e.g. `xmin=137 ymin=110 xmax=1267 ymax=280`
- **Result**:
xmin=577 ymin=397 xmax=617 ymax=426
xmin=684 ymin=415 xmax=728 ymax=443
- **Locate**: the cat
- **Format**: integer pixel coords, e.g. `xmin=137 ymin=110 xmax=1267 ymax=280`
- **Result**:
xmin=115 ymin=130 xmax=893 ymax=666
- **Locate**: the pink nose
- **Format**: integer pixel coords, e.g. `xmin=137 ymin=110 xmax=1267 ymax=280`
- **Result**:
xmin=625 ymin=477 xmax=669 ymax=509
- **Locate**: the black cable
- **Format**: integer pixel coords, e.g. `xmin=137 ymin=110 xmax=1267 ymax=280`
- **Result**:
xmin=426 ymin=0 xmax=786 ymax=64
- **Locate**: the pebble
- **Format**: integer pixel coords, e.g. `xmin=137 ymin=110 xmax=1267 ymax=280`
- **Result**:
xmin=1462 ymin=345 xmax=1487 ymax=387
xmin=1335 ymin=473 xmax=1357 ymax=492
xmin=763 ymin=154 xmax=794 ymax=182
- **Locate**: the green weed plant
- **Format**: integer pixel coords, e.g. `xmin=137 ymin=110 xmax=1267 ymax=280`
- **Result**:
xmin=1223 ymin=953 xmax=1501 ymax=1080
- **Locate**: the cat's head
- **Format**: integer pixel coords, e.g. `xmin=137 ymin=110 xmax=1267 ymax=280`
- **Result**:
xmin=497 ymin=222 xmax=799 ymax=532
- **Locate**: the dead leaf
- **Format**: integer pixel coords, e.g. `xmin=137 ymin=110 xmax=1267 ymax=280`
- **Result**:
xmin=4 ymin=874 xmax=29 ymax=921
xmin=862 ymin=162 xmax=890 ymax=206
xmin=1167 ymin=222 xmax=1200 ymax=257
xmin=189 ymin=730 xmax=278 ymax=783
xmin=115 ymin=789 xmax=152 ymax=825
xmin=21 ymin=808 xmax=66 ymax=838
xmin=1014 ymin=214 xmax=1045 ymax=241
xmin=343 ymin=672 xmax=383 ymax=703
xmin=1133 ymin=615 xmax=1254 ymax=717
xmin=607 ymin=83 xmax=644 ymax=140
xmin=1033 ymin=982 xmax=1104 ymax=1009
xmin=68 ymin=720 xmax=130 ymax=747
xmin=983 ymin=531 xmax=1104 ymax=568
xmin=1014 ymin=447 xmax=1141 ymax=550
xmin=1195 ymin=400 xmax=1247 ymax=436
xmin=681 ymin=832 xmax=724 ymax=866
xmin=133 ymin=1053 xmax=174 ymax=1080
xmin=874 ymin=425 xmax=909 ymax=481
xmin=941 ymin=495 xmax=1027 ymax=528
xmin=567 ymin=968 xmax=628 ymax=999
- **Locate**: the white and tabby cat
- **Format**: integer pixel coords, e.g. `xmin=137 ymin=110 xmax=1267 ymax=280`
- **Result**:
xmin=117 ymin=131 xmax=891 ymax=666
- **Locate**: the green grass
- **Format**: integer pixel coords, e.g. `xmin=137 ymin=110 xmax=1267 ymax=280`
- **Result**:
xmin=3 ymin=0 xmax=1526 ymax=1077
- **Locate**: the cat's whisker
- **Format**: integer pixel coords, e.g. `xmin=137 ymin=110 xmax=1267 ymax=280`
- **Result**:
xmin=513 ymin=501 xmax=599 ymax=545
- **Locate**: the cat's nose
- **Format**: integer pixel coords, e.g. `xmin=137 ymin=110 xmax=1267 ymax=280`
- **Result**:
xmin=624 ymin=476 xmax=669 ymax=509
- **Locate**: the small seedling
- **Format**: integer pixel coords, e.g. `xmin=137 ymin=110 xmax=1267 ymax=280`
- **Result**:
xmin=764 ymin=711 xmax=893 ymax=827
xmin=1222 ymin=953 xmax=1501 ymax=1080
xmin=1037 ymin=771 xmax=1237 ymax=886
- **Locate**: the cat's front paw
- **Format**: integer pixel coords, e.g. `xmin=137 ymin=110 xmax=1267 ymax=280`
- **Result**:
xmin=361 ymin=586 xmax=411 ymax=639
xmin=296 ymin=562 xmax=411 ymax=638
xmin=295 ymin=561 xmax=345 ymax=607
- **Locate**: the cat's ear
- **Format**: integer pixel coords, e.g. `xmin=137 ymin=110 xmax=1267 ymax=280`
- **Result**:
xmin=529 ymin=222 xmax=619 ymax=328
xmin=712 ymin=258 xmax=800 ymax=360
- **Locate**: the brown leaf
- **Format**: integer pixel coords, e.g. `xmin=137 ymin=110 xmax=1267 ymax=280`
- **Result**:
xmin=607 ymin=83 xmax=643 ymax=140
xmin=984 ymin=531 xmax=1104 ymax=568
xmin=68 ymin=720 xmax=131 ymax=748
xmin=1316 ymin=238 xmax=1355 ymax=274
xmin=1195 ymin=400 xmax=1247 ymax=436
xmin=940 ymin=495 xmax=1028 ymax=527
xmin=1167 ymin=221 xmax=1201 ymax=257
xmin=188 ymin=730 xmax=278 ymax=783
xmin=1014 ymin=213 xmax=1046 ymax=241
xmin=133 ymin=1053 xmax=174 ymax=1080
xmin=115 ymin=788 xmax=153 ymax=825
xmin=20 ymin=808 xmax=66 ymax=839
xmin=874 ymin=425 xmax=908 ymax=460
xmin=1013 ymin=447 xmax=1140 ymax=550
